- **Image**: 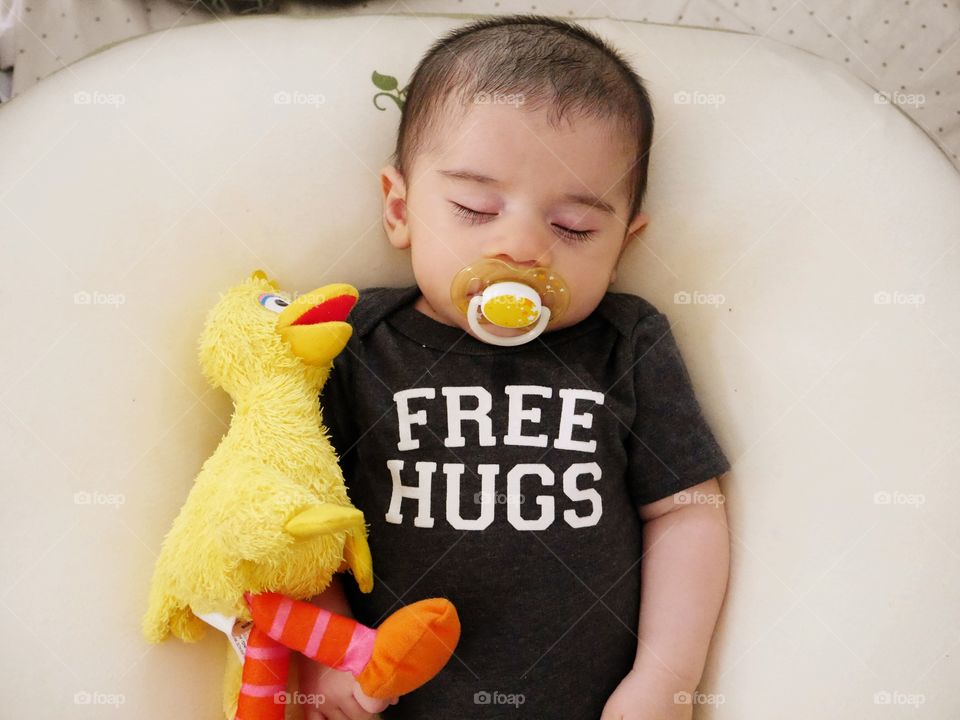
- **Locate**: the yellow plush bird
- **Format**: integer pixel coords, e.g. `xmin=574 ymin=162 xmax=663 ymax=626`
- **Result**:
xmin=143 ymin=271 xmax=460 ymax=720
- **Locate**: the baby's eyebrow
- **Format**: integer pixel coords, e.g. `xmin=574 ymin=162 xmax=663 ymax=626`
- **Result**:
xmin=438 ymin=168 xmax=500 ymax=185
xmin=437 ymin=167 xmax=618 ymax=215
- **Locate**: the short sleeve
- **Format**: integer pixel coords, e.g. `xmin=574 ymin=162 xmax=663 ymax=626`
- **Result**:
xmin=625 ymin=312 xmax=731 ymax=507
xmin=318 ymin=350 xmax=360 ymax=495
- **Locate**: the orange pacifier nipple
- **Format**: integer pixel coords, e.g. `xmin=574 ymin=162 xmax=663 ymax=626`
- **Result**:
xmin=450 ymin=259 xmax=570 ymax=347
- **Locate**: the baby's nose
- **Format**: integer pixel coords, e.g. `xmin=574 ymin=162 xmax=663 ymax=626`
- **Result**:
xmin=489 ymin=234 xmax=554 ymax=267
xmin=482 ymin=212 xmax=556 ymax=266
xmin=491 ymin=253 xmax=539 ymax=268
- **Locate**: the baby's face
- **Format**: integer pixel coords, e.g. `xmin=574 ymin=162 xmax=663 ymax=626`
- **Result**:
xmin=381 ymin=101 xmax=648 ymax=340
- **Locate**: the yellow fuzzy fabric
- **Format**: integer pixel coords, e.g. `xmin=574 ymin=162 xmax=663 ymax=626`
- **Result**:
xmin=142 ymin=271 xmax=370 ymax=719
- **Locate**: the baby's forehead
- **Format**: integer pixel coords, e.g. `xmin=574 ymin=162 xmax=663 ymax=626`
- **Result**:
xmin=422 ymin=102 xmax=635 ymax=200
xmin=441 ymin=96 xmax=631 ymax=149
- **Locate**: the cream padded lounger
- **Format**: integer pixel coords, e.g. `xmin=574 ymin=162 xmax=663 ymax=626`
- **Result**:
xmin=1 ymin=14 xmax=958 ymax=719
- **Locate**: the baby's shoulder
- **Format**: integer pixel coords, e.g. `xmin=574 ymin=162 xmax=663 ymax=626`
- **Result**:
xmin=595 ymin=290 xmax=667 ymax=340
xmin=349 ymin=285 xmax=420 ymax=338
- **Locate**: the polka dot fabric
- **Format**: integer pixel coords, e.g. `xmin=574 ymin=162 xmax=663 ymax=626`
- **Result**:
xmin=2 ymin=0 xmax=958 ymax=170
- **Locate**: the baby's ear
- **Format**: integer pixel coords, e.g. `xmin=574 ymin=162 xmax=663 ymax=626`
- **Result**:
xmin=627 ymin=210 xmax=649 ymax=237
xmin=380 ymin=164 xmax=411 ymax=250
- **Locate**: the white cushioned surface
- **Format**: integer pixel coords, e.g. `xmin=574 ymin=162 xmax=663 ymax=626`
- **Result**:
xmin=1 ymin=14 xmax=958 ymax=718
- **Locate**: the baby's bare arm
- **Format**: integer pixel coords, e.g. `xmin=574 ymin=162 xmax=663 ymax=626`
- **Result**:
xmin=306 ymin=573 xmax=353 ymax=615
xmin=300 ymin=576 xmax=396 ymax=719
xmin=634 ymin=477 xmax=730 ymax=690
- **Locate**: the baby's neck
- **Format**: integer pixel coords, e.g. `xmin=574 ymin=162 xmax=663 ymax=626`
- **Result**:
xmin=413 ymin=293 xmax=455 ymax=326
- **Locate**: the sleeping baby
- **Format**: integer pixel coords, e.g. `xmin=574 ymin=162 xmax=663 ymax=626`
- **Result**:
xmin=300 ymin=13 xmax=731 ymax=720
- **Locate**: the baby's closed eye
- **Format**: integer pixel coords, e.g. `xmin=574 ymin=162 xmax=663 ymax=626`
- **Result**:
xmin=448 ymin=200 xmax=595 ymax=242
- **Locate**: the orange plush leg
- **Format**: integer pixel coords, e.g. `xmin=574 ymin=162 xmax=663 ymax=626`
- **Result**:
xmin=245 ymin=592 xmax=376 ymax=675
xmin=244 ymin=593 xmax=460 ymax=699
xmin=235 ymin=624 xmax=290 ymax=720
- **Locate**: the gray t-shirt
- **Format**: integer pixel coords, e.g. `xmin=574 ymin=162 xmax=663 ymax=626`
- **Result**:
xmin=318 ymin=285 xmax=730 ymax=719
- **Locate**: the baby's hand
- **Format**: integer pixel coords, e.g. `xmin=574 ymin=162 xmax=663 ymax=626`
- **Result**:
xmin=600 ymin=665 xmax=693 ymax=720
xmin=297 ymin=653 xmax=398 ymax=720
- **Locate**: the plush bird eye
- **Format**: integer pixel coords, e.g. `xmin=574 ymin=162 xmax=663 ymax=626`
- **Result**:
xmin=258 ymin=293 xmax=290 ymax=313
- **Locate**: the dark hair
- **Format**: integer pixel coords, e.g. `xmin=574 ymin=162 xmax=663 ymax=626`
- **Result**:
xmin=392 ymin=14 xmax=655 ymax=223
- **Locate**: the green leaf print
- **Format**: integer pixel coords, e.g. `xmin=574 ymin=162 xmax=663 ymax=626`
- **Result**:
xmin=371 ymin=70 xmax=409 ymax=112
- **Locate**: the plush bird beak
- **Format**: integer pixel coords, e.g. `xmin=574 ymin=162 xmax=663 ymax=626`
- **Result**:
xmin=276 ymin=283 xmax=359 ymax=365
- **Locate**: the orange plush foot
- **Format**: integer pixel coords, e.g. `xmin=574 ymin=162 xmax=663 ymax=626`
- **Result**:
xmin=356 ymin=598 xmax=461 ymax=699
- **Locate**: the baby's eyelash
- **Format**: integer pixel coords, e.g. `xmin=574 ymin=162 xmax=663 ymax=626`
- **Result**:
xmin=553 ymin=224 xmax=594 ymax=243
xmin=450 ymin=202 xmax=493 ymax=225
xmin=449 ymin=202 xmax=594 ymax=243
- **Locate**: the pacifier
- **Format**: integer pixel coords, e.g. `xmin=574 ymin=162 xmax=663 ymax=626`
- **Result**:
xmin=450 ymin=258 xmax=570 ymax=347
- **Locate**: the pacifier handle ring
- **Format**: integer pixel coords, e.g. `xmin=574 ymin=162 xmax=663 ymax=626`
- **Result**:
xmin=466 ymin=295 xmax=551 ymax=347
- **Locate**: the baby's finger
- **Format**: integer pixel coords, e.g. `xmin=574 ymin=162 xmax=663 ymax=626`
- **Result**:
xmin=351 ymin=682 xmax=390 ymax=714
xmin=342 ymin=690 xmax=384 ymax=719
xmin=326 ymin=708 xmax=353 ymax=720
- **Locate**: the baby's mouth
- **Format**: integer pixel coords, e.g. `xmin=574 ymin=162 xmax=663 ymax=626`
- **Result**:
xmin=449 ymin=259 xmax=569 ymax=347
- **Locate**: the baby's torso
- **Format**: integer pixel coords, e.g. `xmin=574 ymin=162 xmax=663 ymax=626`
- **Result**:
xmin=324 ymin=286 xmax=651 ymax=718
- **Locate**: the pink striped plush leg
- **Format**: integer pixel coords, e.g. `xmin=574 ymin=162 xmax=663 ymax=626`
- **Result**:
xmin=235 ymin=624 xmax=290 ymax=720
xmin=245 ymin=592 xmax=377 ymax=676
